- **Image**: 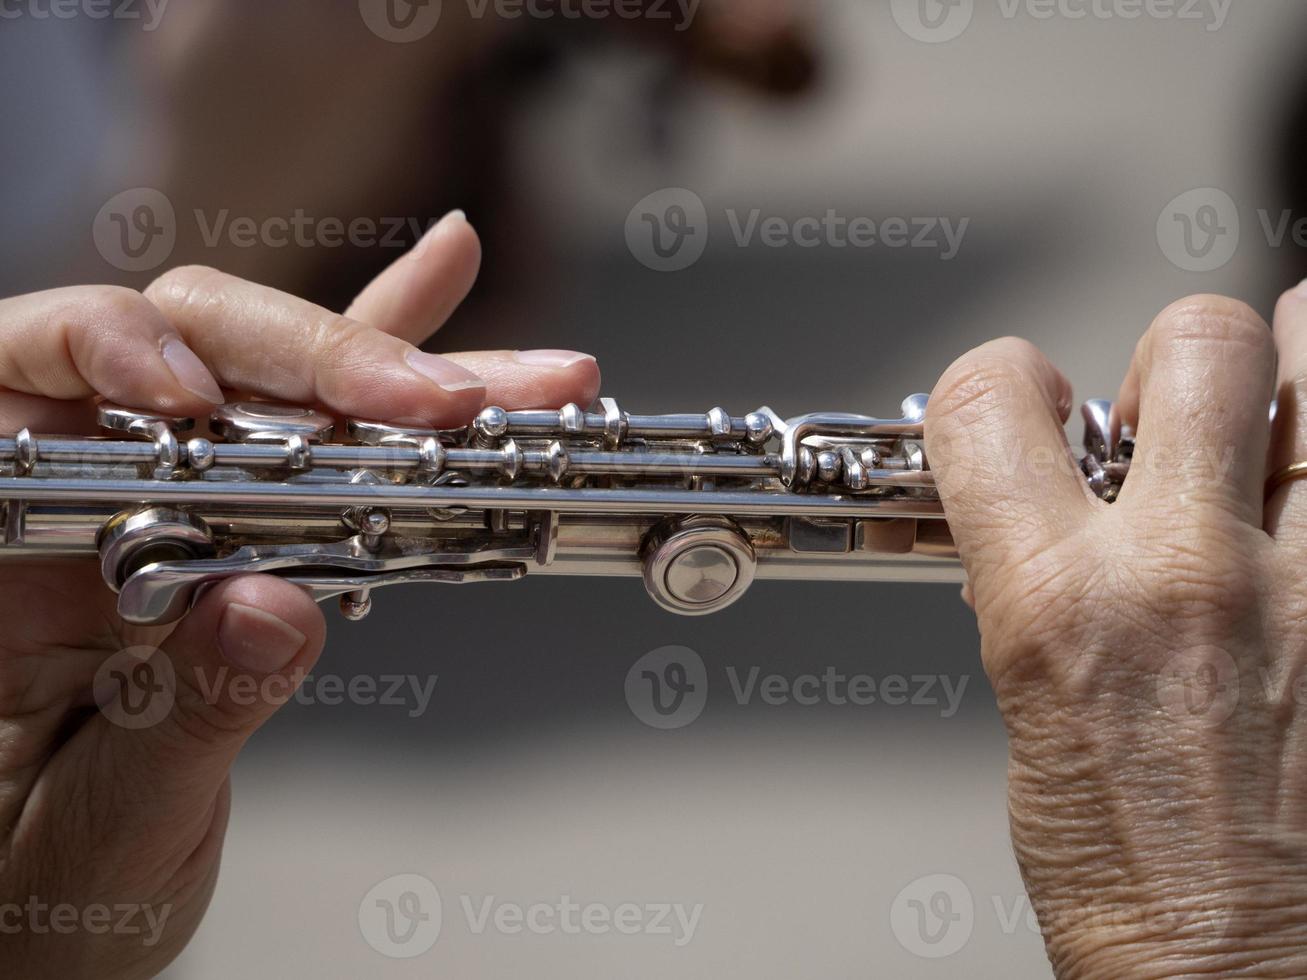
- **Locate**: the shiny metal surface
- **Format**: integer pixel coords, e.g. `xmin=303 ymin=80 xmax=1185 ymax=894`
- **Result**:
xmin=640 ymin=516 xmax=757 ymax=615
xmin=0 ymin=395 xmax=1130 ymax=624
xmin=210 ymin=402 xmax=335 ymax=444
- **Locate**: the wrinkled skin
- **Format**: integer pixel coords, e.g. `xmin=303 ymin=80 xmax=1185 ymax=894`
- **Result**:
xmin=927 ymin=287 xmax=1307 ymax=978
xmin=0 ymin=214 xmax=601 ymax=978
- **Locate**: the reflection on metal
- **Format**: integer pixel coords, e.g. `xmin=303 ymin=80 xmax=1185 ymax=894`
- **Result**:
xmin=0 ymin=396 xmax=1129 ymax=624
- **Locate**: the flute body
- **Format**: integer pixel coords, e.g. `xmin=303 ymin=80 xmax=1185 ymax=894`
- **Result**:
xmin=0 ymin=396 xmax=1129 ymax=625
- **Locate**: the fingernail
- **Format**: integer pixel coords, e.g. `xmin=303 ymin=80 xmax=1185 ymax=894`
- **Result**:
xmin=160 ymin=336 xmax=223 ymax=404
xmin=439 ymin=208 xmax=467 ymax=229
xmin=406 ymin=350 xmax=485 ymax=393
xmin=218 ymin=603 xmax=306 ymax=674
xmin=413 ymin=209 xmax=467 ymax=260
xmin=513 ymin=350 xmax=596 ymax=369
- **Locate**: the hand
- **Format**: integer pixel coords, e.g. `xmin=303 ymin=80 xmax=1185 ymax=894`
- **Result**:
xmin=925 ymin=288 xmax=1307 ymax=978
xmin=0 ymin=212 xmax=600 ymax=979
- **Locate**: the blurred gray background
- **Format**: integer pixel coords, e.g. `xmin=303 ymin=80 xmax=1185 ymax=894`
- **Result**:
xmin=3 ymin=1 xmax=1307 ymax=976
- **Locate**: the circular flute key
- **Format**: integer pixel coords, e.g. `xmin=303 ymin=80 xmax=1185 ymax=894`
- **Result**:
xmin=98 ymin=507 xmax=215 ymax=593
xmin=347 ymin=418 xmax=467 ymax=447
xmin=641 ymin=516 xmax=757 ymax=616
xmin=211 ymin=403 xmax=334 ymax=444
xmin=98 ymin=404 xmax=196 ymax=437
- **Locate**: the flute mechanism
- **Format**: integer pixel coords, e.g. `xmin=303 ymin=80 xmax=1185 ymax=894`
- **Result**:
xmin=0 ymin=396 xmax=1131 ymax=625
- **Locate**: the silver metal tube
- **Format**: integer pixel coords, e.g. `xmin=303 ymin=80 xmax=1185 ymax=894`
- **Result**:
xmin=0 ymin=477 xmax=946 ymax=519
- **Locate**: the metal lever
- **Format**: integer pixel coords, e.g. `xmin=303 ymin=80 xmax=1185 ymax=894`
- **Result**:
xmin=116 ymin=535 xmax=538 ymax=626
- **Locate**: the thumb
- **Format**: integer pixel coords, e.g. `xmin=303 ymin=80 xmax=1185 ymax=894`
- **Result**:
xmin=98 ymin=575 xmax=326 ymax=823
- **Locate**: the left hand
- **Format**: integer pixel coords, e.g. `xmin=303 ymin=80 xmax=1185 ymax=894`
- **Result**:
xmin=0 ymin=210 xmax=600 ymax=979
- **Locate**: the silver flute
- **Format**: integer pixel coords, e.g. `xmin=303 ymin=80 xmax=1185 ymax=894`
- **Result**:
xmin=0 ymin=396 xmax=1131 ymax=625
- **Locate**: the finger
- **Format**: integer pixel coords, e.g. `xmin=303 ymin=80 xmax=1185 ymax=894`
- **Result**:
xmin=925 ymin=337 xmax=1091 ymax=576
xmin=344 ymin=210 xmax=481 ymax=345
xmin=444 ymin=350 xmax=601 ymax=411
xmin=1264 ymin=281 xmax=1307 ymax=538
xmin=0 ymin=286 xmax=223 ymax=427
xmin=144 ymin=266 xmax=487 ymax=427
xmin=103 ymin=575 xmax=325 ymax=837
xmin=1119 ymin=295 xmax=1275 ymax=523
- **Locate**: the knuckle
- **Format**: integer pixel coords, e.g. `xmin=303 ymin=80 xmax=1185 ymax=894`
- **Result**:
xmin=308 ymin=313 xmax=385 ymax=373
xmin=929 ymin=350 xmax=1029 ymax=429
xmin=143 ymin=264 xmax=226 ymax=316
xmin=1149 ymin=294 xmax=1272 ymax=360
xmin=75 ymin=283 xmax=155 ymax=323
xmin=58 ymin=285 xmax=160 ymax=343
xmin=46 ymin=287 xmax=168 ymax=389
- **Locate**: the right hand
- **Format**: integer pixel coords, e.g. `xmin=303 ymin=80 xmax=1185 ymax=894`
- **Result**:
xmin=926 ymin=290 xmax=1307 ymax=978
xmin=0 ymin=212 xmax=600 ymax=979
